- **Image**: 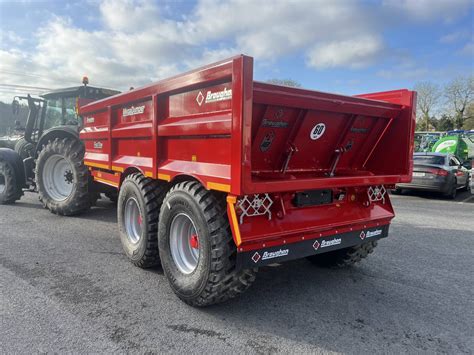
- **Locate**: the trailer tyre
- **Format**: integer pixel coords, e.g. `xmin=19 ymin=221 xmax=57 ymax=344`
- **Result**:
xmin=0 ymin=158 xmax=23 ymax=204
xmin=159 ymin=181 xmax=257 ymax=307
xmin=306 ymin=241 xmax=378 ymax=268
xmin=118 ymin=173 xmax=166 ymax=268
xmin=36 ymin=137 xmax=90 ymax=215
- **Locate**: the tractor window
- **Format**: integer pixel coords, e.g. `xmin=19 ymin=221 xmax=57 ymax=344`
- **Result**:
xmin=44 ymin=98 xmax=63 ymax=129
xmin=43 ymin=96 xmax=78 ymax=130
xmin=63 ymin=97 xmax=78 ymax=124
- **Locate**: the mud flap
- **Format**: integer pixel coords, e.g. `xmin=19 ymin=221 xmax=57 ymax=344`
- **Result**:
xmin=236 ymin=225 xmax=389 ymax=270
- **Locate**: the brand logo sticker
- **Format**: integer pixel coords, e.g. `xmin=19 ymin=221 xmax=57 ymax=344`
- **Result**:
xmin=262 ymin=249 xmax=289 ymax=261
xmin=251 ymin=249 xmax=289 ymax=263
xmin=360 ymin=229 xmax=382 ymax=240
xmin=313 ymin=240 xmax=320 ymax=250
xmin=123 ymin=105 xmax=145 ymax=117
xmin=310 ymin=123 xmax=326 ymax=140
xmin=252 ymin=252 xmax=261 ymax=263
xmin=85 ymin=116 xmax=94 ymax=123
xmin=366 ymin=229 xmax=382 ymax=238
xmin=260 ymin=131 xmax=275 ymax=152
xmin=321 ymin=238 xmax=342 ymax=248
xmin=93 ymin=141 xmax=103 ymax=149
xmin=262 ymin=119 xmax=289 ymax=128
xmin=196 ymin=91 xmax=205 ymax=106
xmin=197 ymin=88 xmax=232 ymax=106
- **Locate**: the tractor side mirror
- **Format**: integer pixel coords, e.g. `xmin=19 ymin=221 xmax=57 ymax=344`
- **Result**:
xmin=12 ymin=99 xmax=20 ymax=115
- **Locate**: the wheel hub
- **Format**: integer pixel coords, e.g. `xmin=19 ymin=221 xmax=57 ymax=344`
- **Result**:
xmin=64 ymin=170 xmax=73 ymax=184
xmin=42 ymin=154 xmax=74 ymax=202
xmin=124 ymin=197 xmax=143 ymax=244
xmin=170 ymin=213 xmax=200 ymax=274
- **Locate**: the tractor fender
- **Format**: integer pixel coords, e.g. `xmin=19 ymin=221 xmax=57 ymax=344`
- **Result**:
xmin=0 ymin=148 xmax=26 ymax=187
xmin=35 ymin=126 xmax=80 ymax=155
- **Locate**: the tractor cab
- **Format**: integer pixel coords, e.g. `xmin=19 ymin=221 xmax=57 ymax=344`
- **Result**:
xmin=12 ymin=80 xmax=120 ymax=146
xmin=0 ymin=80 xmax=119 ymax=208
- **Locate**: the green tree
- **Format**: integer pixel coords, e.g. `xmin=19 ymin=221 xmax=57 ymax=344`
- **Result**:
xmin=436 ymin=114 xmax=454 ymax=131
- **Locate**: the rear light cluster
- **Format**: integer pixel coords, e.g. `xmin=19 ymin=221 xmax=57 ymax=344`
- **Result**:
xmin=428 ymin=168 xmax=448 ymax=176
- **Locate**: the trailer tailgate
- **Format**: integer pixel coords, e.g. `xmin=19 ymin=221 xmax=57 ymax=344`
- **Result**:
xmin=239 ymin=83 xmax=416 ymax=194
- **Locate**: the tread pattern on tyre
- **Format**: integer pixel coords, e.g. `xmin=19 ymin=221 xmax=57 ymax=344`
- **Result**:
xmin=0 ymin=158 xmax=23 ymax=204
xmin=35 ymin=137 xmax=91 ymax=216
xmin=307 ymin=240 xmax=378 ymax=268
xmin=122 ymin=173 xmax=166 ymax=268
xmin=161 ymin=181 xmax=257 ymax=307
xmin=14 ymin=138 xmax=34 ymax=160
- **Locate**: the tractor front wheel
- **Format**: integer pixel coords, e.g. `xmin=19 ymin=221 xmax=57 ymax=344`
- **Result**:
xmin=0 ymin=158 xmax=22 ymax=204
xmin=35 ymin=138 xmax=91 ymax=215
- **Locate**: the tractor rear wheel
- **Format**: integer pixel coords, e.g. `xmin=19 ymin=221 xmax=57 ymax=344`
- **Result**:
xmin=158 ymin=181 xmax=257 ymax=306
xmin=0 ymin=158 xmax=22 ymax=204
xmin=35 ymin=137 xmax=91 ymax=215
xmin=306 ymin=241 xmax=378 ymax=268
xmin=118 ymin=173 xmax=166 ymax=268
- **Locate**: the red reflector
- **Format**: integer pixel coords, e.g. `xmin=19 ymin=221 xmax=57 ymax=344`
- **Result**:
xmin=455 ymin=171 xmax=464 ymax=177
xmin=190 ymin=234 xmax=199 ymax=249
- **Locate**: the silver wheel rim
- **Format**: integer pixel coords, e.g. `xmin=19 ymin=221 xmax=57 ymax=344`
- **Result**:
xmin=124 ymin=197 xmax=142 ymax=244
xmin=0 ymin=173 xmax=5 ymax=194
xmin=170 ymin=213 xmax=200 ymax=274
xmin=42 ymin=154 xmax=74 ymax=201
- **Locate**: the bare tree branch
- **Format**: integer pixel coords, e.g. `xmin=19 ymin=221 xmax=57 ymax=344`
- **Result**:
xmin=445 ymin=76 xmax=474 ymax=129
xmin=413 ymin=81 xmax=440 ymax=131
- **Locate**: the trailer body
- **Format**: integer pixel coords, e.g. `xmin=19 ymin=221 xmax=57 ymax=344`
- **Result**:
xmin=80 ymin=55 xmax=416 ymax=269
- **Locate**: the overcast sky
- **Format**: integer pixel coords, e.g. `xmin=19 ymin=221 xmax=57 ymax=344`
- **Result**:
xmin=0 ymin=0 xmax=473 ymax=102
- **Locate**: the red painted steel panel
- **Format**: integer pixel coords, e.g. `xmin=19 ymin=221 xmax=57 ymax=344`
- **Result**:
xmin=79 ymin=55 xmax=416 ymax=250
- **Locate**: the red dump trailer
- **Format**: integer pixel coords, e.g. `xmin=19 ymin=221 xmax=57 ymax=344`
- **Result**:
xmin=79 ymin=55 xmax=416 ymax=306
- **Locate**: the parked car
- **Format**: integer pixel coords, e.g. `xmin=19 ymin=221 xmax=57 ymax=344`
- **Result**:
xmin=393 ymin=152 xmax=470 ymax=199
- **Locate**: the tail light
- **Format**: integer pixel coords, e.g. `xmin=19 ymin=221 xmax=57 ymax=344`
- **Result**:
xmin=428 ymin=168 xmax=448 ymax=176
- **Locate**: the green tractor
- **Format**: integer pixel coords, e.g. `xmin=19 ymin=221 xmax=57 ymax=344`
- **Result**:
xmin=0 ymin=79 xmax=119 ymax=214
xmin=432 ymin=131 xmax=474 ymax=163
